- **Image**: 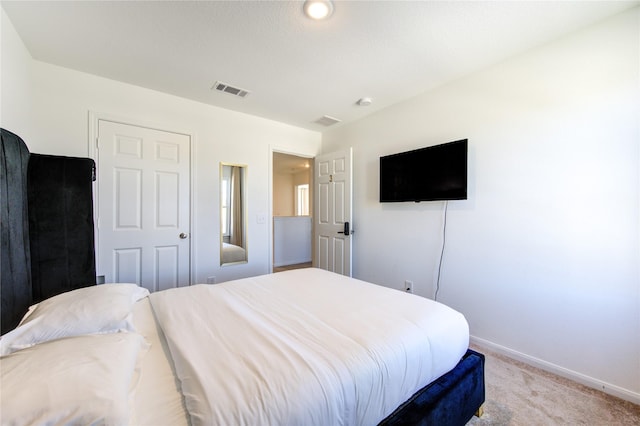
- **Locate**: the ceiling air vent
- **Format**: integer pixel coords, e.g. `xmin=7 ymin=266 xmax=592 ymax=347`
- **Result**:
xmin=212 ymin=81 xmax=250 ymax=98
xmin=314 ymin=115 xmax=341 ymax=127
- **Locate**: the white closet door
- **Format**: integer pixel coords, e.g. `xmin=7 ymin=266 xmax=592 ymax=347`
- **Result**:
xmin=97 ymin=120 xmax=190 ymax=292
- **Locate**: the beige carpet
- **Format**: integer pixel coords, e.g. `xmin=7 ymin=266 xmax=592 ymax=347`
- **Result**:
xmin=467 ymin=344 xmax=640 ymax=425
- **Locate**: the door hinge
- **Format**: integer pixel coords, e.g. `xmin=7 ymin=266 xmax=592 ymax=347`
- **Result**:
xmin=329 ymin=174 xmax=333 ymax=183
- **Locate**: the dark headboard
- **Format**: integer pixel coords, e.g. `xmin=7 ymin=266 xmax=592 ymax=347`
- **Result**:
xmin=1 ymin=129 xmax=33 ymax=334
xmin=1 ymin=129 xmax=96 ymax=334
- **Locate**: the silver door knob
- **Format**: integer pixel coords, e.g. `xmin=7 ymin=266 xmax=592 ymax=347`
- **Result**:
xmin=179 ymin=232 xmax=188 ymax=239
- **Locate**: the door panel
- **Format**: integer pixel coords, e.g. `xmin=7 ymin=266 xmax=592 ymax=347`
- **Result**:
xmin=333 ymin=238 xmax=345 ymax=275
xmin=98 ymin=120 xmax=190 ymax=292
xmin=319 ymin=182 xmax=330 ymax=223
xmin=156 ymin=171 xmax=179 ymax=227
xmin=318 ymin=235 xmax=329 ymax=270
xmin=314 ymin=148 xmax=352 ymax=277
xmin=115 ymin=168 xmax=142 ymax=228
xmin=115 ymin=248 xmax=141 ymax=283
xmin=334 ymin=180 xmax=345 ymax=222
xmin=155 ymin=246 xmax=179 ymax=291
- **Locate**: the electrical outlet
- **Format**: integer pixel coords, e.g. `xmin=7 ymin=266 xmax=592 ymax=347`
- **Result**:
xmin=404 ymin=280 xmax=413 ymax=294
xmin=206 ymin=276 xmax=216 ymax=284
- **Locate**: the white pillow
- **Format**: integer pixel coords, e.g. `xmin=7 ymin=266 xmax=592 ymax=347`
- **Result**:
xmin=0 ymin=283 xmax=149 ymax=355
xmin=1 ymin=333 xmax=146 ymax=426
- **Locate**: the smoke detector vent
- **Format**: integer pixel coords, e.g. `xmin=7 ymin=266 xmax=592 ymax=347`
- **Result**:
xmin=212 ymin=81 xmax=250 ymax=98
xmin=314 ymin=115 xmax=341 ymax=127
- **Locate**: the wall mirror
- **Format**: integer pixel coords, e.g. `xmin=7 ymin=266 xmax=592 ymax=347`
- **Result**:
xmin=220 ymin=163 xmax=247 ymax=266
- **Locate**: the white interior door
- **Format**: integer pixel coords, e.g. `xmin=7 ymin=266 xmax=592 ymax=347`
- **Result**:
xmin=314 ymin=148 xmax=353 ymax=276
xmin=97 ymin=120 xmax=190 ymax=292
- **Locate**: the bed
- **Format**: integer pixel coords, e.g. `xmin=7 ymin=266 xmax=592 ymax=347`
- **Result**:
xmin=1 ymin=129 xmax=485 ymax=425
xmin=1 ymin=269 xmax=484 ymax=425
xmin=222 ymin=241 xmax=247 ymax=264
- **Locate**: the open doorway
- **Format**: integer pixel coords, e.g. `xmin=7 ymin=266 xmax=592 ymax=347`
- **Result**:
xmin=272 ymin=152 xmax=313 ymax=272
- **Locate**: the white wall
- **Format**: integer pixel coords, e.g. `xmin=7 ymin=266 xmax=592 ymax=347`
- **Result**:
xmin=273 ymin=169 xmax=311 ymax=216
xmin=1 ymin=8 xmax=321 ymax=284
xmin=323 ymin=9 xmax=640 ymax=401
xmin=1 ymin=9 xmax=32 ymax=139
xmin=293 ymin=169 xmax=311 ymax=187
xmin=273 ymin=171 xmax=295 ymax=216
xmin=273 ymin=216 xmax=312 ymax=267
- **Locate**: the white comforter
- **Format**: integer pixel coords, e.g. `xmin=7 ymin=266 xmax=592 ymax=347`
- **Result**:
xmin=222 ymin=242 xmax=246 ymax=264
xmin=149 ymin=268 xmax=469 ymax=426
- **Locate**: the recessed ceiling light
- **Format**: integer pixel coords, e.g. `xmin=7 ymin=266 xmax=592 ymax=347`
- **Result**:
xmin=304 ymin=0 xmax=334 ymax=20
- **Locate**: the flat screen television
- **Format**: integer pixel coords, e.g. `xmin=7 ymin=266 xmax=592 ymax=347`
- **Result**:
xmin=380 ymin=139 xmax=467 ymax=202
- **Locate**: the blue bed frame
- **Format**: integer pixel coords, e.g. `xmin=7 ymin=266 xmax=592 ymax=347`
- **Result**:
xmin=380 ymin=349 xmax=485 ymax=425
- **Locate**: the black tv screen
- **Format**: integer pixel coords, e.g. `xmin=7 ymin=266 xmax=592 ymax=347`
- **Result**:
xmin=380 ymin=139 xmax=468 ymax=202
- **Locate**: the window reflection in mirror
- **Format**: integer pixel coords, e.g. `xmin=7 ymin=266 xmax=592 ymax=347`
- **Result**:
xmin=220 ymin=163 xmax=247 ymax=266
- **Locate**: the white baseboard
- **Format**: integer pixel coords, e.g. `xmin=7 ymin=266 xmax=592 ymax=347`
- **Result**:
xmin=470 ymin=335 xmax=640 ymax=405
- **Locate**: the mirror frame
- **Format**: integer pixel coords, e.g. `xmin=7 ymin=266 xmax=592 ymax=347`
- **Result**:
xmin=220 ymin=163 xmax=248 ymax=266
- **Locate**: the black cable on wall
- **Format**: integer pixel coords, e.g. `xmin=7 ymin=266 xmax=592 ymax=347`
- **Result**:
xmin=434 ymin=200 xmax=448 ymax=301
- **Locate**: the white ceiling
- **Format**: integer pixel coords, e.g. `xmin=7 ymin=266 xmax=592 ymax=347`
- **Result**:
xmin=274 ymin=152 xmax=311 ymax=174
xmin=3 ymin=1 xmax=637 ymax=132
